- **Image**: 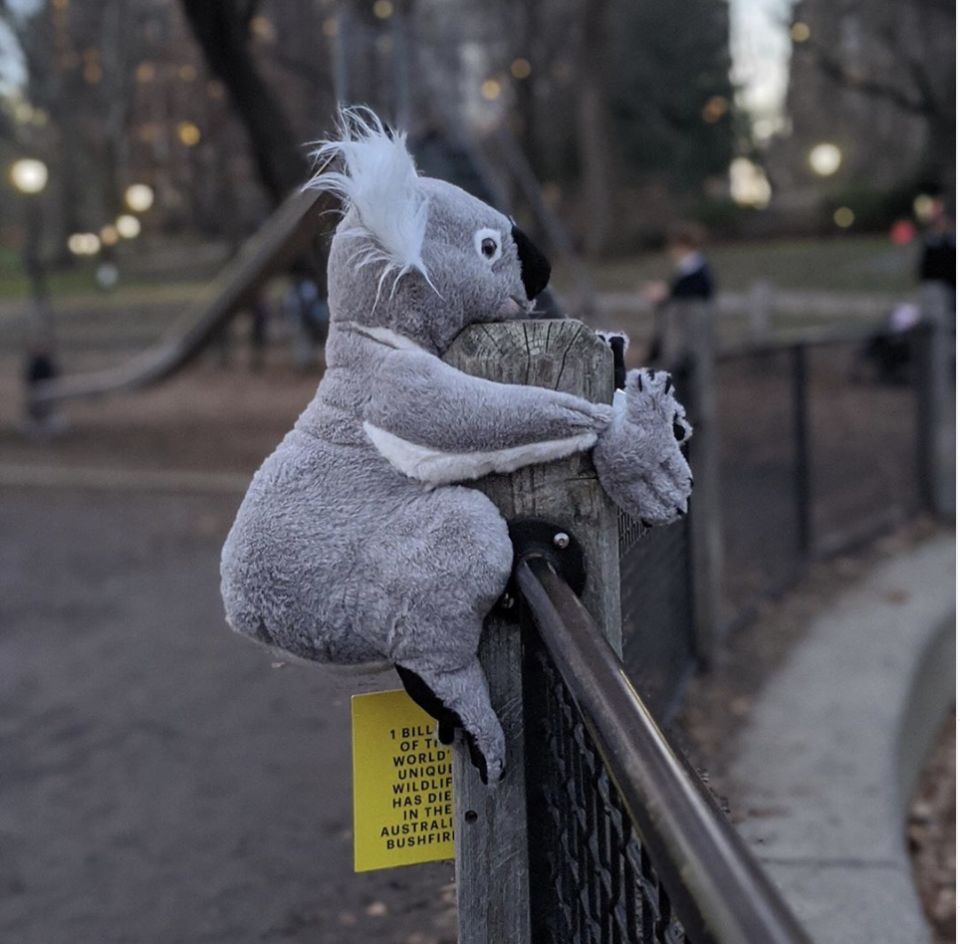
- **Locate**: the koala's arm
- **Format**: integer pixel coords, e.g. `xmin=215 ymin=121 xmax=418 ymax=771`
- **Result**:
xmin=362 ymin=347 xmax=613 ymax=486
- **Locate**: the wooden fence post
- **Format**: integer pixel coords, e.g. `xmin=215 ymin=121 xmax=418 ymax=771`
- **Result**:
xmin=917 ymin=282 xmax=952 ymax=518
xmin=442 ymin=319 xmax=620 ymax=944
xmin=684 ymin=301 xmax=724 ymax=662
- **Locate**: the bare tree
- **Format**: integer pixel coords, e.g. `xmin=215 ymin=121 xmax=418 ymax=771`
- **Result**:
xmin=180 ymin=0 xmax=308 ymax=204
xmin=801 ymin=0 xmax=955 ymax=192
xmin=576 ymin=0 xmax=617 ymax=258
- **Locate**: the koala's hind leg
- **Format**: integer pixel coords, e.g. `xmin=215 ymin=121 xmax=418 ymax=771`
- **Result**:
xmin=396 ymin=655 xmax=505 ymax=784
xmin=396 ymin=664 xmax=461 ymax=745
xmin=382 ymin=487 xmax=513 ymax=783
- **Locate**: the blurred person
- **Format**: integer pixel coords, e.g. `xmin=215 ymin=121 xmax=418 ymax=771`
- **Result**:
xmin=917 ymin=202 xmax=955 ymax=314
xmin=641 ymin=222 xmax=715 ymax=365
xmin=282 ymin=267 xmax=328 ymax=370
xmin=21 ymin=339 xmax=67 ymax=440
xmin=918 ymin=203 xmax=955 ymax=287
xmin=853 ymin=302 xmax=920 ymax=386
xmin=249 ymin=293 xmax=271 ymax=372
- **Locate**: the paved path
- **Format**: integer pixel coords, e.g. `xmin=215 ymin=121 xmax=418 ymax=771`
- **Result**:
xmin=0 ymin=487 xmax=455 ymax=944
xmin=727 ymin=534 xmax=955 ymax=944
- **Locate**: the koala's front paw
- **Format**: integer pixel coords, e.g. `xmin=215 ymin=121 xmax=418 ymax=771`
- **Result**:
xmin=594 ymin=368 xmax=693 ymax=526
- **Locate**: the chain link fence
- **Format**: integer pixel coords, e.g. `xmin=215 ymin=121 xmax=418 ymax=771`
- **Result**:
xmin=715 ymin=324 xmax=945 ymax=629
xmin=515 ymin=555 xmax=813 ymax=944
xmin=617 ymin=316 xmax=952 ymax=706
xmin=621 ymin=518 xmax=695 ymax=721
xmin=525 ymin=640 xmax=689 ymax=944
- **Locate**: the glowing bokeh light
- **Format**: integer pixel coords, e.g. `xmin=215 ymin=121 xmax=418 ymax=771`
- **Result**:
xmin=511 ymin=58 xmax=532 ymax=80
xmin=372 ymin=0 xmax=393 ymax=18
xmin=833 ymin=206 xmax=855 ymax=228
xmin=913 ymin=194 xmax=937 ymax=223
xmin=116 ymin=214 xmax=142 ymax=239
xmin=249 ymin=15 xmax=277 ymax=42
xmin=702 ymin=95 xmax=729 ymax=123
xmin=100 ymin=225 xmax=120 ymax=246
xmin=889 ymin=220 xmax=916 ymax=245
xmin=177 ymin=122 xmax=202 ymax=147
xmin=125 ymin=183 xmax=155 ymax=213
xmin=790 ymin=22 xmax=810 ymax=42
xmin=67 ymin=232 xmax=101 ymax=255
xmin=481 ymin=79 xmax=502 ymax=101
xmin=809 ymin=143 xmax=842 ymax=177
xmin=10 ymin=158 xmax=48 ymax=194
xmin=729 ymin=158 xmax=771 ymax=209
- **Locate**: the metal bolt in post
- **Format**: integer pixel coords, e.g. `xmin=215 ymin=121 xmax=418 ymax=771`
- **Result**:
xmin=553 ymin=532 xmax=570 ymax=550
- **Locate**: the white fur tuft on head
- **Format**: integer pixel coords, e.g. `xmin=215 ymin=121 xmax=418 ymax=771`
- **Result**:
xmin=306 ymin=106 xmax=437 ymax=298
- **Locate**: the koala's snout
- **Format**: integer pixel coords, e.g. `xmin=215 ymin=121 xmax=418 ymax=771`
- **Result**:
xmin=511 ymin=225 xmax=551 ymax=300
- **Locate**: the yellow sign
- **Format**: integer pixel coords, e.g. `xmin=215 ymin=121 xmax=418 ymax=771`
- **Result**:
xmin=351 ymin=689 xmax=455 ymax=872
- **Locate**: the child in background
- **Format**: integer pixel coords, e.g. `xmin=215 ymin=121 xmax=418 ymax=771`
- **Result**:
xmin=641 ymin=222 xmax=715 ymax=366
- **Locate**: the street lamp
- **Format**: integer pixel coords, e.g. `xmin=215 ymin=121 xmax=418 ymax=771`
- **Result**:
xmin=9 ymin=158 xmax=51 ymax=326
xmin=9 ymin=157 xmax=60 ymax=433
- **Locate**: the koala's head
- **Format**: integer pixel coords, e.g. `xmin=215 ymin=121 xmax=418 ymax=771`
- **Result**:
xmin=307 ymin=108 xmax=551 ymax=354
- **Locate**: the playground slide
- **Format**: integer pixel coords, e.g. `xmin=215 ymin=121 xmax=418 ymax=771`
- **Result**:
xmin=31 ymin=187 xmax=334 ymax=407
xmin=32 ymin=122 xmax=584 ymax=407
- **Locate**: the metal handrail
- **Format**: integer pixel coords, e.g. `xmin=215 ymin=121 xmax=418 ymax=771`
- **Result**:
xmin=516 ymin=553 xmax=814 ymax=944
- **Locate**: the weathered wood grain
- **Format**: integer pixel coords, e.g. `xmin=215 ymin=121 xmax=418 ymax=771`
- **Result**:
xmin=442 ymin=319 xmax=620 ymax=944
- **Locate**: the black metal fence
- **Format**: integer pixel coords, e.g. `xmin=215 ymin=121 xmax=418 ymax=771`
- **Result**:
xmin=518 ymin=554 xmax=812 ymax=944
xmin=618 ymin=317 xmax=952 ymax=715
xmin=715 ymin=323 xmax=944 ymax=629
xmin=463 ymin=310 xmax=950 ymax=942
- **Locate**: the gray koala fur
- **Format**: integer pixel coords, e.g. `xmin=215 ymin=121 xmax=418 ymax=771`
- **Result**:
xmin=220 ymin=110 xmax=692 ymax=782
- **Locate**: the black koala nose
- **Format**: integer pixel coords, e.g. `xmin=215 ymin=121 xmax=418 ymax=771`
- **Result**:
xmin=511 ymin=225 xmax=551 ymax=301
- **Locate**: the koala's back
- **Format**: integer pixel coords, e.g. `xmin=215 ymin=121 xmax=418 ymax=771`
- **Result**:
xmin=220 ymin=424 xmax=403 ymax=664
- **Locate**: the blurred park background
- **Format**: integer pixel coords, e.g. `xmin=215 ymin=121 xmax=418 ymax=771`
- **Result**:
xmin=0 ymin=2 xmax=954 ymax=943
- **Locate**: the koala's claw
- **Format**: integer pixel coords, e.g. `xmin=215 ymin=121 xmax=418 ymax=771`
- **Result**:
xmin=622 ymin=369 xmax=692 ymax=444
xmin=594 ymin=368 xmax=694 ymax=526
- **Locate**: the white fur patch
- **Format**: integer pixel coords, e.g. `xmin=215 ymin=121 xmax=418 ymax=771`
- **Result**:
xmin=349 ymin=324 xmax=428 ymax=353
xmin=305 ymin=107 xmax=435 ymax=299
xmin=363 ymin=422 xmax=597 ymax=486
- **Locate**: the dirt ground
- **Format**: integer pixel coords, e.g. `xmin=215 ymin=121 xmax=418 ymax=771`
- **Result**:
xmin=0 ymin=353 xmax=458 ymax=944
xmin=908 ymin=713 xmax=956 ymax=944
xmin=0 ymin=337 xmax=953 ymax=943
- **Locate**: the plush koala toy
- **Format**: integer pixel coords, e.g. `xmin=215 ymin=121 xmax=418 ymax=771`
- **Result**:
xmin=221 ymin=110 xmax=692 ymax=784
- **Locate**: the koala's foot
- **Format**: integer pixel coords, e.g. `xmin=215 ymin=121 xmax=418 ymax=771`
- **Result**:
xmin=395 ymin=657 xmax=506 ymax=785
xmin=396 ymin=664 xmax=461 ymax=745
xmin=593 ymin=368 xmax=693 ymax=526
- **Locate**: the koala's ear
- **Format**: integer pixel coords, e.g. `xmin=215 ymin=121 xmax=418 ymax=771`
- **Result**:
xmin=306 ymin=106 xmax=437 ymax=296
xmin=511 ymin=225 xmax=551 ymax=300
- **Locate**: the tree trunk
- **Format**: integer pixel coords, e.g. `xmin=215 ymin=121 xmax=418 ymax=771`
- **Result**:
xmin=180 ymin=0 xmax=308 ymax=205
xmin=576 ymin=0 xmax=616 ymax=259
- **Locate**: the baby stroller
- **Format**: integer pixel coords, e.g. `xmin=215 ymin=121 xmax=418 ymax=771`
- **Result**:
xmin=852 ymin=303 xmax=920 ymax=386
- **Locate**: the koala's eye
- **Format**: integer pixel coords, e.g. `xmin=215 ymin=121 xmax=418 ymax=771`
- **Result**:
xmin=474 ymin=228 xmax=503 ymax=264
